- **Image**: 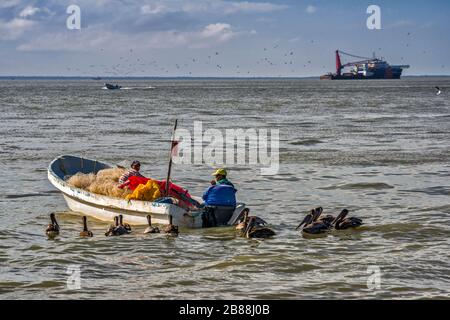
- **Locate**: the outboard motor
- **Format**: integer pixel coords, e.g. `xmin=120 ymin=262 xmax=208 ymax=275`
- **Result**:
xmin=201 ymin=205 xmax=236 ymax=228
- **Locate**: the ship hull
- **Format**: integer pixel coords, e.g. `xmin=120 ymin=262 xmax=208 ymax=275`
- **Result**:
xmin=320 ymin=73 xmax=402 ymax=80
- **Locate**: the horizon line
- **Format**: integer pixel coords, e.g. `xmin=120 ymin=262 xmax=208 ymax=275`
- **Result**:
xmin=1 ymin=75 xmax=450 ymax=80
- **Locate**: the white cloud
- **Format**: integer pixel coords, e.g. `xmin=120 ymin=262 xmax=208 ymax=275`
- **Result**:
xmin=0 ymin=0 xmax=21 ymax=9
xmin=19 ymin=6 xmax=40 ymax=18
xmin=17 ymin=22 xmax=250 ymax=51
xmin=0 ymin=18 xmax=36 ymax=40
xmin=140 ymin=0 xmax=288 ymax=15
xmin=216 ymin=1 xmax=289 ymax=14
xmin=141 ymin=4 xmax=168 ymax=15
xmin=199 ymin=23 xmax=233 ymax=41
xmin=386 ymin=20 xmax=414 ymax=29
xmin=306 ymin=5 xmax=317 ymax=14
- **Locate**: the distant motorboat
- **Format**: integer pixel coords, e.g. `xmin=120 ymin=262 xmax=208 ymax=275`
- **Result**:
xmin=104 ymin=83 xmax=121 ymax=90
xmin=92 ymin=76 xmax=102 ymax=80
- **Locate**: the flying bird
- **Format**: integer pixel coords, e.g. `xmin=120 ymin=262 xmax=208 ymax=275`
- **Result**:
xmin=435 ymin=87 xmax=442 ymax=95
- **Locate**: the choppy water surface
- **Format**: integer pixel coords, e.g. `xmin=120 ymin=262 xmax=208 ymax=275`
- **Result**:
xmin=0 ymin=78 xmax=449 ymax=299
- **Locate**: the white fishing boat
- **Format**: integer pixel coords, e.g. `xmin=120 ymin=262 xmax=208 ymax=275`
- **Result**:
xmin=47 ymin=155 xmax=246 ymax=228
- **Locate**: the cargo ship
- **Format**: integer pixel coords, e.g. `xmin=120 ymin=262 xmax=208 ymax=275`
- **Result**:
xmin=320 ymin=50 xmax=409 ymax=80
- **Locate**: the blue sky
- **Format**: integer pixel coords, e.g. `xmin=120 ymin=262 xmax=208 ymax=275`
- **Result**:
xmin=0 ymin=0 xmax=449 ymax=76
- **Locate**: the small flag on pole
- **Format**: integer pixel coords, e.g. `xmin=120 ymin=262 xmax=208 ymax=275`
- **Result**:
xmin=171 ymin=140 xmax=179 ymax=157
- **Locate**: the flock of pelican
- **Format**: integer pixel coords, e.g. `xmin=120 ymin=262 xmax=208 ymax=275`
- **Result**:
xmin=45 ymin=207 xmax=362 ymax=240
xmin=295 ymin=207 xmax=363 ymax=235
xmin=45 ymin=213 xmax=179 ymax=238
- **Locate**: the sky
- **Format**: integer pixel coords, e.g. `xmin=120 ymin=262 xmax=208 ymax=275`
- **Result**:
xmin=0 ymin=0 xmax=449 ymax=77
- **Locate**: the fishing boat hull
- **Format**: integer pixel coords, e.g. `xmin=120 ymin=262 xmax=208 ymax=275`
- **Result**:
xmin=48 ymin=155 xmax=246 ymax=228
xmin=104 ymin=83 xmax=121 ymax=90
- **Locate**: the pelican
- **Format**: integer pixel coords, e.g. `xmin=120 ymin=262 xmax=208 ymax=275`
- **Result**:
xmin=315 ymin=207 xmax=336 ymax=224
xmin=296 ymin=208 xmax=332 ymax=234
xmin=235 ymin=208 xmax=250 ymax=231
xmin=46 ymin=213 xmax=60 ymax=238
xmin=115 ymin=215 xmax=130 ymax=235
xmin=104 ymin=216 xmax=118 ymax=236
xmin=79 ymin=216 xmax=93 ymax=237
xmin=144 ymin=215 xmax=160 ymax=234
xmin=105 ymin=216 xmax=128 ymax=236
xmin=295 ymin=209 xmax=315 ymax=230
xmin=235 ymin=208 xmax=268 ymax=231
xmin=163 ymin=215 xmax=178 ymax=236
xmin=244 ymin=216 xmax=275 ymax=239
xmin=119 ymin=215 xmax=131 ymax=232
xmin=333 ymin=209 xmax=363 ymax=230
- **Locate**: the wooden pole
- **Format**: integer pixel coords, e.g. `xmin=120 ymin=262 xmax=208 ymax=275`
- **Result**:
xmin=165 ymin=119 xmax=178 ymax=196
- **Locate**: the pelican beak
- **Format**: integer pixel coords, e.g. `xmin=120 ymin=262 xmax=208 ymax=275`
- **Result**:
xmin=332 ymin=209 xmax=348 ymax=225
xmin=296 ymin=214 xmax=311 ymax=230
xmin=245 ymin=218 xmax=255 ymax=235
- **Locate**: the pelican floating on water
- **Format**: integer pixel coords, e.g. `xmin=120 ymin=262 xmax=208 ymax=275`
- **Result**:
xmin=46 ymin=213 xmax=60 ymax=238
xmin=163 ymin=215 xmax=179 ymax=236
xmin=332 ymin=209 xmax=363 ymax=230
xmin=314 ymin=207 xmax=336 ymax=224
xmin=235 ymin=208 xmax=268 ymax=232
xmin=79 ymin=216 xmax=93 ymax=237
xmin=243 ymin=216 xmax=275 ymax=239
xmin=235 ymin=208 xmax=250 ymax=231
xmin=144 ymin=215 xmax=160 ymax=234
xmin=296 ymin=208 xmax=332 ymax=235
xmin=119 ymin=214 xmax=131 ymax=232
xmin=105 ymin=216 xmax=128 ymax=236
xmin=104 ymin=216 xmax=118 ymax=236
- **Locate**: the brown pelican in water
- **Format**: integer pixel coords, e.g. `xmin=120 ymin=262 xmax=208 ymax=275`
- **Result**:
xmin=332 ymin=209 xmax=363 ymax=230
xmin=144 ymin=215 xmax=160 ymax=234
xmin=79 ymin=216 xmax=93 ymax=237
xmin=163 ymin=215 xmax=179 ymax=236
xmin=243 ymin=216 xmax=275 ymax=239
xmin=104 ymin=216 xmax=118 ymax=236
xmin=46 ymin=213 xmax=60 ymax=238
xmin=295 ymin=209 xmax=315 ymax=230
xmin=119 ymin=215 xmax=131 ymax=232
xmin=105 ymin=216 xmax=128 ymax=236
xmin=235 ymin=208 xmax=268 ymax=232
xmin=235 ymin=208 xmax=250 ymax=231
xmin=314 ymin=207 xmax=335 ymax=224
xmin=296 ymin=208 xmax=332 ymax=234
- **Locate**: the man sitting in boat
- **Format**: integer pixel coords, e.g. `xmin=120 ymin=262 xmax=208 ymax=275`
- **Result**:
xmin=118 ymin=160 xmax=144 ymax=188
xmin=202 ymin=169 xmax=237 ymax=226
xmin=209 ymin=168 xmax=235 ymax=188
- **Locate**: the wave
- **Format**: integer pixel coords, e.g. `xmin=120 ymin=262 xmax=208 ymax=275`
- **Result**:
xmin=400 ymin=186 xmax=450 ymax=196
xmin=320 ymin=182 xmax=394 ymax=190
xmin=3 ymin=193 xmax=52 ymax=199
xmin=290 ymin=139 xmax=323 ymax=146
xmin=102 ymin=86 xmax=155 ymax=90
